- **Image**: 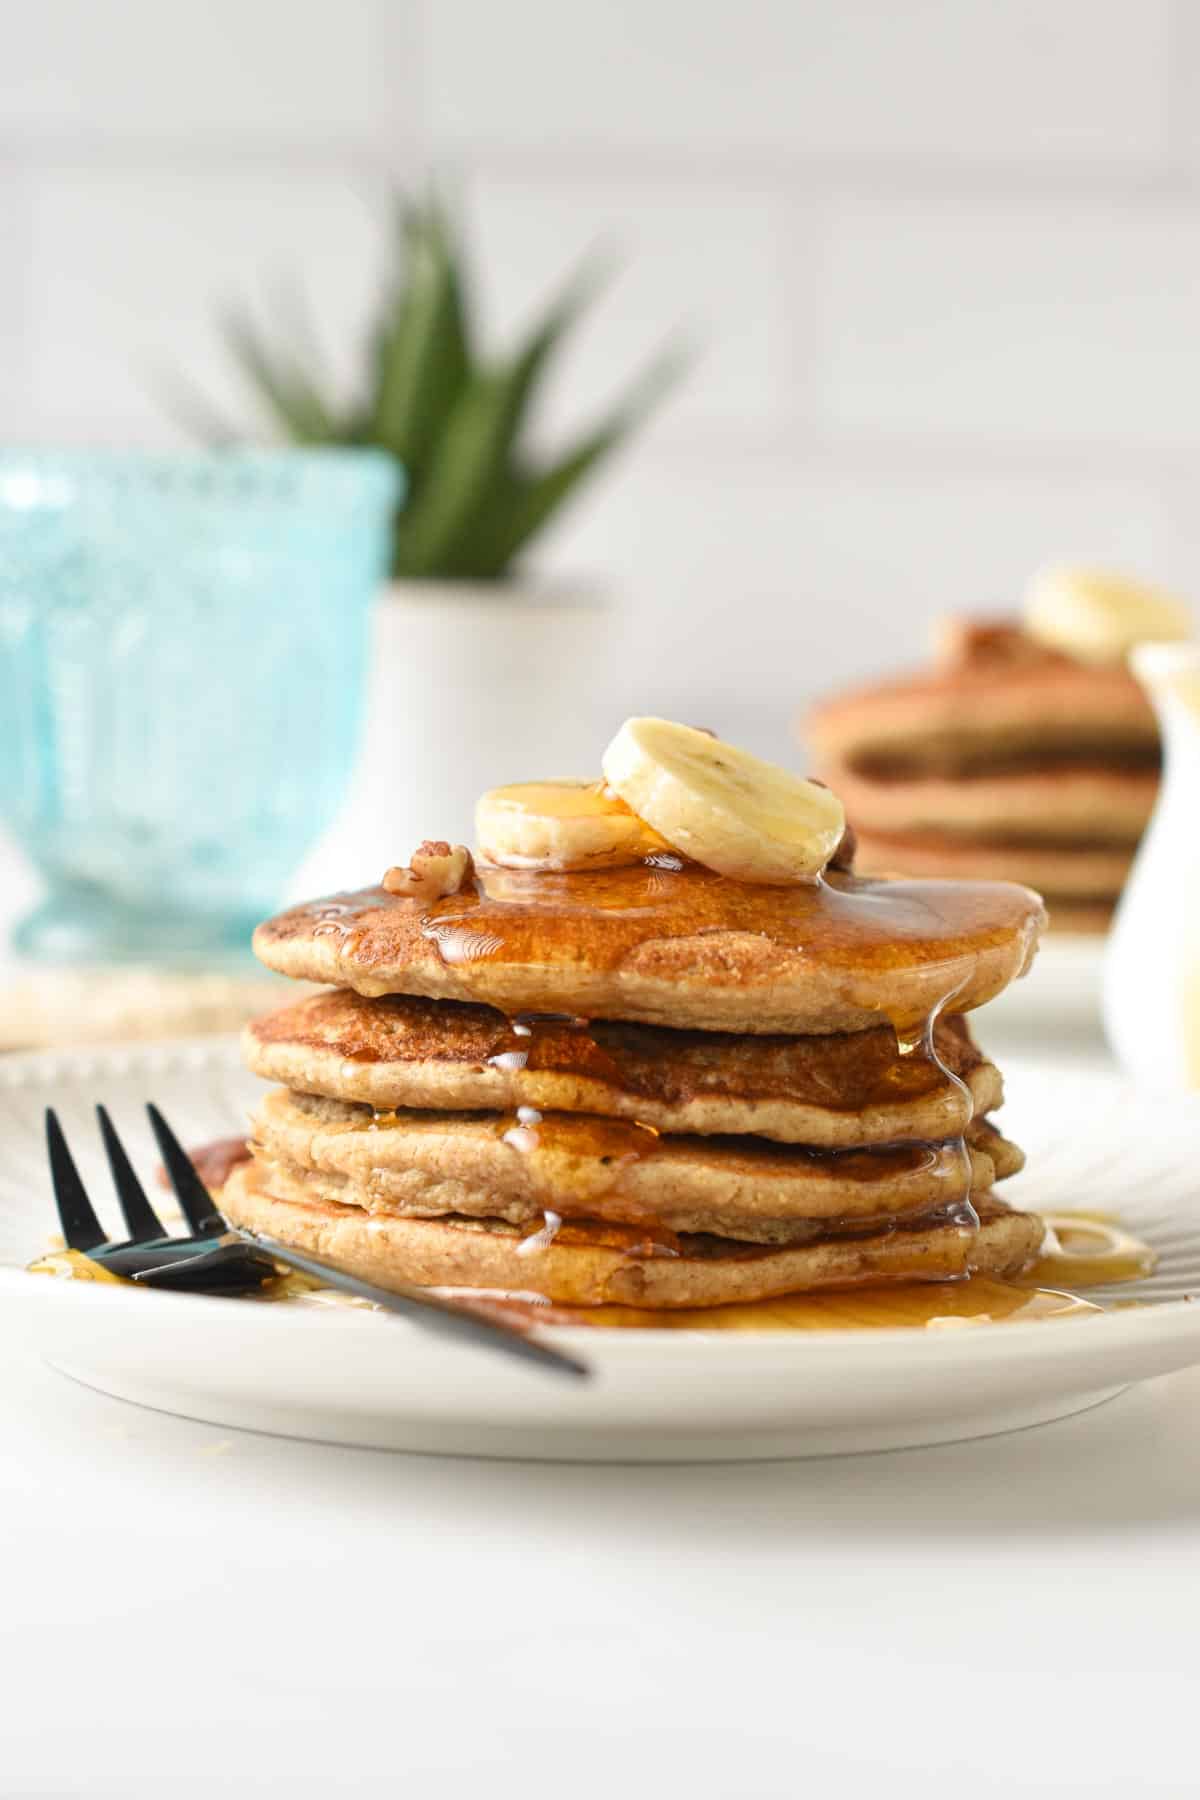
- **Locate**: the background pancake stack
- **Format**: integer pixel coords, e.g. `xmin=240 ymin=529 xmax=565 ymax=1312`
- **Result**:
xmin=805 ymin=618 xmax=1161 ymax=935
xmin=223 ymin=786 xmax=1047 ymax=1314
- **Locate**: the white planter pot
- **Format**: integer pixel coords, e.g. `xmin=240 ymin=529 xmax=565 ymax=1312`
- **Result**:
xmin=292 ymin=578 xmax=611 ymax=896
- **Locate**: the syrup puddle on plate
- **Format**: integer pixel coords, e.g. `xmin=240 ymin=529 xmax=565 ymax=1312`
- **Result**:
xmin=420 ymin=1210 xmax=1160 ymax=1332
xmin=491 ymin=1277 xmax=1098 ymax=1332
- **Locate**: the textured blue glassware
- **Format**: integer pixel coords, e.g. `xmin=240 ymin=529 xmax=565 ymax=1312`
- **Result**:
xmin=0 ymin=448 xmax=401 ymax=962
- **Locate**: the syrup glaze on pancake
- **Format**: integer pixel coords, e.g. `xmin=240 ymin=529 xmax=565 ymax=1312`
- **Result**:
xmin=253 ymin=861 xmax=1044 ymax=1036
xmin=244 ymin=989 xmax=1002 ymax=1147
xmin=221 ymin=1159 xmax=1042 ymax=1307
xmin=250 ymin=1086 xmax=1018 ymax=1243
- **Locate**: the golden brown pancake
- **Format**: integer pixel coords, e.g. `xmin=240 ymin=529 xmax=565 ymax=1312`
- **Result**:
xmin=244 ymin=989 xmax=1003 ymax=1148
xmin=1042 ymin=899 xmax=1116 ymax=935
xmin=806 ymin=625 xmax=1157 ymax=774
xmin=249 ymin=1087 xmax=1018 ymax=1244
xmin=822 ymin=760 xmax=1155 ymax=846
xmin=802 ymin=620 xmax=1156 ymax=934
xmin=850 ymin=830 xmax=1132 ymax=900
xmin=221 ymin=1159 xmax=1042 ymax=1307
xmin=252 ymin=863 xmax=1045 ymax=1036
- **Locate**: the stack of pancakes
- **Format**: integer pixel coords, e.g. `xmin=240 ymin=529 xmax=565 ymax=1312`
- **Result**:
xmin=223 ymin=856 xmax=1047 ymax=1312
xmin=805 ymin=619 xmax=1160 ymax=933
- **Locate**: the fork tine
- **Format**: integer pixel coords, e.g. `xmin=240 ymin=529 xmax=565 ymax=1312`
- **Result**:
xmin=45 ymin=1109 xmax=107 ymax=1252
xmin=145 ymin=1104 xmax=223 ymax=1236
xmin=96 ymin=1105 xmax=167 ymax=1243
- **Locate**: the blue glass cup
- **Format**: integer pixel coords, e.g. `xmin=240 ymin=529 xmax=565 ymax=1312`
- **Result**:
xmin=0 ymin=448 xmax=401 ymax=963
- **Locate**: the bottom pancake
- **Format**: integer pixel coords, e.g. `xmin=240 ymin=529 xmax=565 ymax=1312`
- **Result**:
xmin=222 ymin=1160 xmax=1044 ymax=1308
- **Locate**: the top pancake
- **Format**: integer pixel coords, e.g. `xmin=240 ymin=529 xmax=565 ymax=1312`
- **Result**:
xmin=253 ymin=862 xmax=1045 ymax=1035
xmin=806 ymin=621 xmax=1157 ymax=775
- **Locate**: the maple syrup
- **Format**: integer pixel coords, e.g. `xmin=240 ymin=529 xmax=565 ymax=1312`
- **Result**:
xmin=414 ymin=862 xmax=1036 ymax=1040
xmin=461 ymin=1277 xmax=1101 ymax=1332
xmin=1024 ymin=1212 xmax=1159 ymax=1290
xmin=274 ymin=859 xmax=1041 ymax=1038
xmin=464 ymin=1003 xmax=984 ymax=1122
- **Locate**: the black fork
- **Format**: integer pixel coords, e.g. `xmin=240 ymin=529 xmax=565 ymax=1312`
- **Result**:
xmin=44 ymin=1103 xmax=589 ymax=1378
xmin=46 ymin=1105 xmax=276 ymax=1294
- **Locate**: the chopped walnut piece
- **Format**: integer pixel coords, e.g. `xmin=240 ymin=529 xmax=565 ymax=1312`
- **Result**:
xmin=383 ymin=841 xmax=475 ymax=900
xmin=829 ymin=817 xmax=857 ymax=873
xmin=933 ymin=615 xmax=1061 ymax=669
xmin=808 ymin=778 xmax=856 ymax=872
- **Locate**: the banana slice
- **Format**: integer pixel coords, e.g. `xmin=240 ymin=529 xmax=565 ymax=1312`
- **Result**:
xmin=476 ymin=779 xmax=668 ymax=871
xmin=601 ymin=718 xmax=845 ymax=884
xmin=1025 ymin=566 xmax=1192 ymax=663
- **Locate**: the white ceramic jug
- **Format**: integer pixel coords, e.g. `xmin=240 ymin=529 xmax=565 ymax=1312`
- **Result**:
xmin=1103 ymin=642 xmax=1200 ymax=1089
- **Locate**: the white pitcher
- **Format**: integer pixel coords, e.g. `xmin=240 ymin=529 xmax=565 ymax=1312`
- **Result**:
xmin=1103 ymin=642 xmax=1200 ymax=1089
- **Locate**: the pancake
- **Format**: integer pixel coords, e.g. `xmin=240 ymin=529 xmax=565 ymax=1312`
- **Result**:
xmin=849 ymin=830 xmax=1132 ymax=900
xmin=1043 ymin=899 xmax=1116 ymax=935
xmin=252 ymin=863 xmax=1045 ymax=1036
xmin=221 ymin=1160 xmax=1043 ymax=1307
xmin=249 ymin=1087 xmax=1018 ymax=1243
xmin=244 ymin=990 xmax=1004 ymax=1147
xmin=822 ymin=760 xmax=1155 ymax=846
xmin=806 ymin=630 xmax=1157 ymax=774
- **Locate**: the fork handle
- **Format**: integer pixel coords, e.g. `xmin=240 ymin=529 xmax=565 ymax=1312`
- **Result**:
xmin=227 ymin=1226 xmax=590 ymax=1381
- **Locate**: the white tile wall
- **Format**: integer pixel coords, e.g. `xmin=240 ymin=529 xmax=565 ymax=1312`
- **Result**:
xmin=464 ymin=172 xmax=790 ymax=439
xmin=0 ymin=170 xmax=29 ymax=419
xmin=427 ymin=0 xmax=1173 ymax=166
xmin=3 ymin=0 xmax=1199 ymax=743
xmin=813 ymin=195 xmax=1200 ymax=450
xmin=0 ymin=0 xmax=392 ymax=142
xmin=20 ymin=165 xmax=385 ymax=441
xmin=536 ymin=446 xmax=1177 ymax=758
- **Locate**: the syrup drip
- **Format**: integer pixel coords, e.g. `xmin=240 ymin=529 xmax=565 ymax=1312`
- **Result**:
xmin=516 ymin=1209 xmax=562 ymax=1257
xmin=496 ymin=1097 xmax=675 ymax=1260
xmin=884 ymin=981 xmax=976 ymax=1254
xmin=310 ymin=898 xmax=367 ymax=950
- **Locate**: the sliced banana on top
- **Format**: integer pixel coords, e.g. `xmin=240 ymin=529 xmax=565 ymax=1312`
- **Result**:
xmin=476 ymin=779 xmax=668 ymax=871
xmin=1024 ymin=566 xmax=1192 ymax=664
xmin=601 ymin=718 xmax=845 ymax=884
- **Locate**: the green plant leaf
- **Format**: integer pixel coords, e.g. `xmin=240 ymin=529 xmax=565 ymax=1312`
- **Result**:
xmin=153 ymin=367 xmax=245 ymax=446
xmin=393 ymin=251 xmax=614 ymax=578
xmin=220 ymin=306 xmax=340 ymax=444
xmin=174 ymin=182 xmax=688 ymax=578
xmin=369 ymin=194 xmax=471 ymax=482
xmin=446 ymin=342 xmax=691 ymax=579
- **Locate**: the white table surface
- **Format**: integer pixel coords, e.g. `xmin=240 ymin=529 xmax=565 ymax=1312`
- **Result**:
xmin=3 ymin=1330 xmax=1199 ymax=1799
xmin=3 ymin=834 xmax=1198 ymax=1798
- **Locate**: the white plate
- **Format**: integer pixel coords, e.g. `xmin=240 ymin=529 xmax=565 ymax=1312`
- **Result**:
xmin=3 ymin=1039 xmax=1200 ymax=1462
